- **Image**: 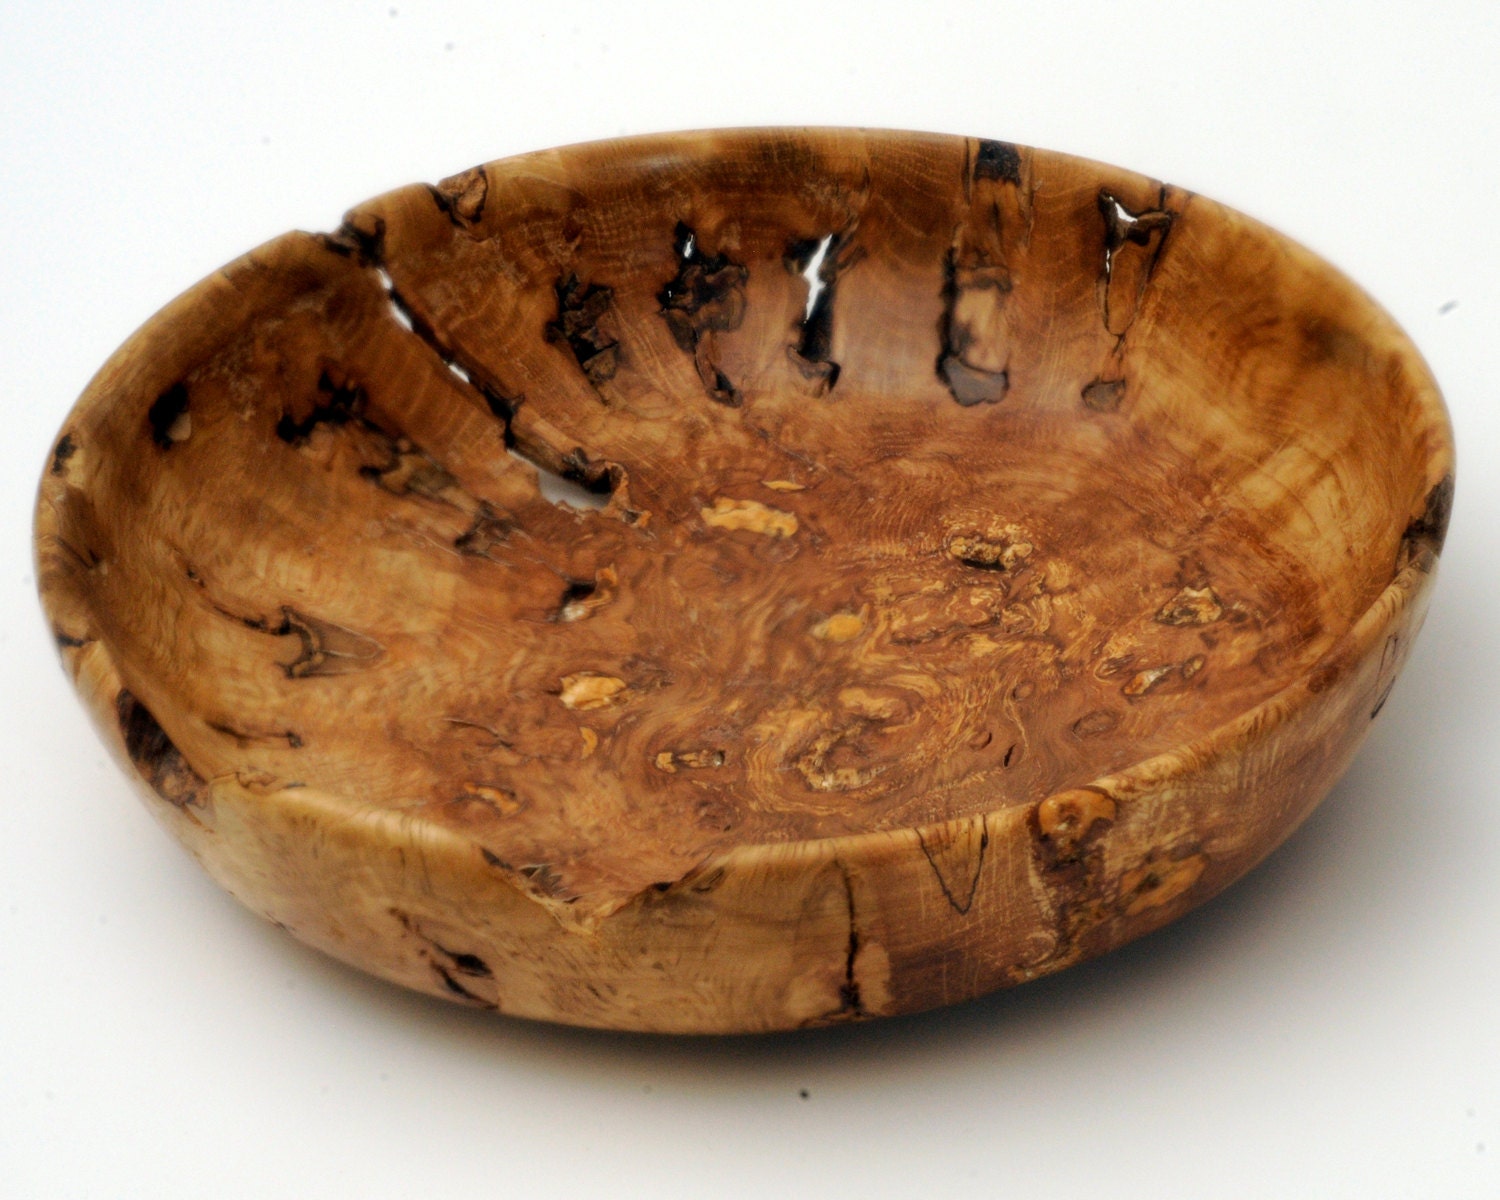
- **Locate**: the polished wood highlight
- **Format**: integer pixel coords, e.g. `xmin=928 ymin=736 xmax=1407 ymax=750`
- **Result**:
xmin=35 ymin=130 xmax=1453 ymax=1031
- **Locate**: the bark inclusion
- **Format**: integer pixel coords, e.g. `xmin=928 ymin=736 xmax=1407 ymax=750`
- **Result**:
xmin=59 ymin=136 xmax=1363 ymax=913
xmin=36 ymin=130 xmax=1449 ymax=1032
xmin=175 ymin=300 xmax=1322 ymax=907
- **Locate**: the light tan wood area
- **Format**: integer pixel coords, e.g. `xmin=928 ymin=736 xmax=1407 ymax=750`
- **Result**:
xmin=35 ymin=129 xmax=1453 ymax=1031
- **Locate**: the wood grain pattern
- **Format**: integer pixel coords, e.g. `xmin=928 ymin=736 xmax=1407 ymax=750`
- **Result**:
xmin=35 ymin=129 xmax=1454 ymax=1032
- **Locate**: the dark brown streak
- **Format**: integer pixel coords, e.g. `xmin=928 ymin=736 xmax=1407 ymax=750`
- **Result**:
xmin=434 ymin=963 xmax=495 ymax=1005
xmin=393 ymin=909 xmax=497 ymax=1006
xmin=115 ymin=689 xmax=207 ymax=810
xmin=935 ymin=234 xmax=1011 ymax=407
xmin=345 ymin=233 xmax=649 ymax=535
xmin=657 ymin=221 xmax=748 ymax=406
xmin=785 ymin=234 xmax=847 ymax=394
xmin=973 ymin=139 xmax=1022 ymax=185
xmin=546 ymin=274 xmax=620 ymax=388
xmin=317 ymin=216 xmax=526 ymax=436
xmin=318 ymin=211 xmax=386 ymax=264
xmin=277 ymin=608 xmax=382 ymax=679
xmin=55 ymin=536 xmax=101 ymax=572
xmin=50 ymin=432 xmax=77 ymax=475
xmin=372 ymin=272 xmax=639 ymax=530
xmin=147 ymin=383 xmax=189 ymax=449
xmin=1400 ymin=472 xmax=1455 ymax=569
xmin=382 ymin=279 xmax=526 ymax=426
xmin=453 ymin=503 xmax=512 ymax=558
xmin=443 ymin=717 xmax=514 ymax=750
xmin=206 ymin=720 xmax=303 ymax=749
xmin=1097 ymin=188 xmax=1174 ymax=337
xmin=937 ymin=251 xmax=999 ymax=406
xmin=206 ymin=597 xmax=382 ymax=679
xmin=275 ymin=372 xmax=366 ymax=444
xmin=916 ymin=825 xmax=989 ymax=916
xmin=836 ymin=862 xmax=864 ymax=1016
xmin=978 ymin=139 xmax=1026 ymax=186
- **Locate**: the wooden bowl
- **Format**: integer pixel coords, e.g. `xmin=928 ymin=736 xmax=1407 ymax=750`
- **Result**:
xmin=35 ymin=129 xmax=1453 ymax=1033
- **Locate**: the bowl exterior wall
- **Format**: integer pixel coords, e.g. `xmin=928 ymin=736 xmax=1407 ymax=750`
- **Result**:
xmin=43 ymin=516 xmax=1438 ymax=1031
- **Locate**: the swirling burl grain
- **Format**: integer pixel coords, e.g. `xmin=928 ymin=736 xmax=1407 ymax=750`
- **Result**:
xmin=35 ymin=130 xmax=1451 ymax=1031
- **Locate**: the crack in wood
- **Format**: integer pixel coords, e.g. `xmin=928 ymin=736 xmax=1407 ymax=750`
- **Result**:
xmin=936 ymin=237 xmax=1010 ymax=406
xmin=339 ymin=235 xmax=644 ymax=528
xmin=916 ymin=822 xmax=989 ymax=915
xmin=211 ymin=597 xmax=384 ymax=680
xmin=657 ymin=221 xmax=748 ymax=405
xmin=393 ymin=910 xmax=498 ymax=1008
xmin=1398 ymin=472 xmax=1455 ymax=573
xmin=1098 ymin=188 xmax=1174 ymax=337
xmin=836 ymin=862 xmax=864 ymax=1016
xmin=206 ymin=720 xmax=304 ymax=749
xmin=116 ymin=689 xmax=207 ymax=810
xmin=785 ymin=234 xmax=848 ymax=394
xmin=547 ymin=274 xmax=620 ymax=388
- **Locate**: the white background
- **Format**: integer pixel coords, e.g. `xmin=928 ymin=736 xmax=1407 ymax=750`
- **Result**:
xmin=3 ymin=3 xmax=1497 ymax=1196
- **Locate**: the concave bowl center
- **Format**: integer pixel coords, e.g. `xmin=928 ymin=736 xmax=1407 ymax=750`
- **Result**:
xmin=36 ymin=129 xmax=1452 ymax=1032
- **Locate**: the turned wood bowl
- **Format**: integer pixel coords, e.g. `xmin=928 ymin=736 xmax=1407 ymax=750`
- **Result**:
xmin=35 ymin=129 xmax=1453 ymax=1033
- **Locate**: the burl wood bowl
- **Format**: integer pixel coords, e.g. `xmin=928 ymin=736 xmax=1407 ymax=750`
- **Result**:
xmin=35 ymin=129 xmax=1453 ymax=1033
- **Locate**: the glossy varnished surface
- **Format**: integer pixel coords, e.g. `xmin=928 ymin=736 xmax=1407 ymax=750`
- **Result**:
xmin=35 ymin=130 xmax=1453 ymax=1030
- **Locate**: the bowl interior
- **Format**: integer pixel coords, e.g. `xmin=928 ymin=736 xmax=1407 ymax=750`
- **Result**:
xmin=41 ymin=130 xmax=1445 ymax=907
